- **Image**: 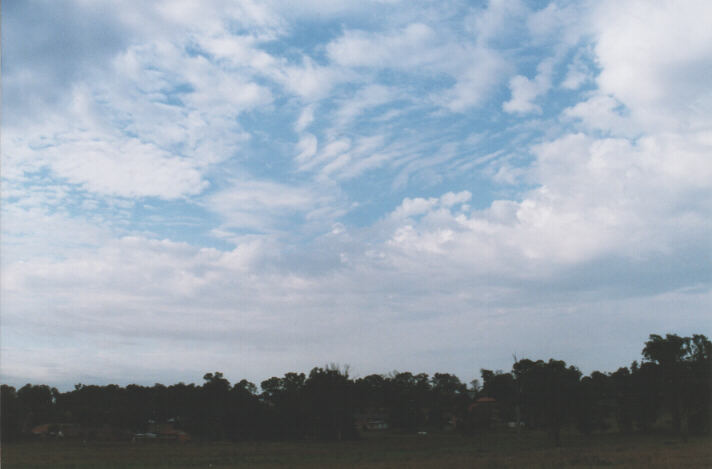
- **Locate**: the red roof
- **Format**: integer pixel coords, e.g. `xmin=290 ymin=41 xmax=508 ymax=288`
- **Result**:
xmin=468 ymin=397 xmax=497 ymax=412
xmin=31 ymin=424 xmax=51 ymax=434
xmin=476 ymin=397 xmax=496 ymax=403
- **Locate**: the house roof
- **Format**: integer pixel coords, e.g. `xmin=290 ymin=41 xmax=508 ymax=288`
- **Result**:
xmin=31 ymin=424 xmax=51 ymax=434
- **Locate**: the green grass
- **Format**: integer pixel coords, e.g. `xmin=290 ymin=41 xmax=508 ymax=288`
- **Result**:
xmin=3 ymin=431 xmax=711 ymax=468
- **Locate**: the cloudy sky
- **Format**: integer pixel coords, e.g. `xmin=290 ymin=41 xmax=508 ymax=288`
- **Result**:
xmin=2 ymin=0 xmax=710 ymax=390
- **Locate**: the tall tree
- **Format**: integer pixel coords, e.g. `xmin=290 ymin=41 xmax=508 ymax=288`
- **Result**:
xmin=513 ymin=359 xmax=581 ymax=445
xmin=303 ymin=366 xmax=357 ymax=440
xmin=643 ymin=333 xmax=712 ymax=436
xmin=1 ymin=385 xmax=21 ymax=441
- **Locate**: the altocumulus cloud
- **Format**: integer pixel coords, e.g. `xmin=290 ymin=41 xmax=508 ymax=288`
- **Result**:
xmin=1 ymin=0 xmax=710 ymax=389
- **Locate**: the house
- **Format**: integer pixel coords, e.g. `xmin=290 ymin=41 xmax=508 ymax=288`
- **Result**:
xmin=30 ymin=423 xmax=82 ymax=438
xmin=354 ymin=408 xmax=389 ymax=431
xmin=135 ymin=421 xmax=190 ymax=443
xmin=464 ymin=397 xmax=499 ymax=431
xmin=468 ymin=396 xmax=497 ymax=410
xmin=30 ymin=423 xmax=54 ymax=437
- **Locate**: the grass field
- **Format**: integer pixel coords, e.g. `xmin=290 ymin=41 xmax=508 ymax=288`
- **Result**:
xmin=2 ymin=431 xmax=711 ymax=468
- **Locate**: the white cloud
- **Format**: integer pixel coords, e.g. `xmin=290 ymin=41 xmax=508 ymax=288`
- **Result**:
xmin=503 ymin=58 xmax=554 ymax=114
xmin=526 ymin=1 xmax=590 ymax=47
xmin=1 ymin=204 xmax=112 ymax=266
xmin=384 ymin=130 xmax=712 ymax=270
xmin=440 ymin=191 xmax=472 ymax=207
xmin=294 ymin=130 xmax=413 ymax=182
xmin=466 ymin=0 xmax=529 ymax=45
xmin=437 ymin=47 xmax=509 ymax=112
xmin=2 ymin=18 xmax=283 ymax=202
xmin=327 ymin=23 xmax=437 ymax=69
xmin=295 ymin=133 xmax=318 ymax=163
xmin=298 ymin=137 xmax=350 ymax=172
xmin=334 ymin=85 xmax=396 ymax=128
xmin=294 ymin=105 xmax=315 ymax=132
xmin=334 ymin=135 xmax=391 ymax=180
xmin=153 ymin=0 xmax=285 ymax=40
xmin=3 ymin=116 xmax=208 ymax=200
xmin=592 ymin=0 xmax=712 ymax=131
xmin=391 ymin=191 xmax=471 ymax=219
xmin=561 ymin=52 xmax=592 ymax=90
xmin=327 ymin=22 xmax=508 ymax=112
xmin=3 ymin=0 xmax=711 ymax=389
xmin=273 ymin=56 xmax=350 ymax=101
xmin=562 ymin=94 xmax=633 ymax=136
xmin=205 ymin=179 xmax=343 ymax=233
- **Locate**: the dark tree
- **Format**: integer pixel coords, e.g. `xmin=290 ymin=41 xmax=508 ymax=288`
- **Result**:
xmin=631 ymin=361 xmax=661 ymax=432
xmin=200 ymin=372 xmax=231 ymax=440
xmin=354 ymin=374 xmax=388 ymax=412
xmin=17 ymin=384 xmax=58 ymax=430
xmin=686 ymin=334 xmax=712 ymax=434
xmin=610 ymin=366 xmax=635 ymax=433
xmin=513 ymin=359 xmax=581 ymax=446
xmin=303 ymin=366 xmax=357 ymax=440
xmin=260 ymin=372 xmax=307 ymax=439
xmin=384 ymin=372 xmax=430 ymax=430
xmin=480 ymin=369 xmax=518 ymax=422
xmin=3 ymin=332 xmax=707 ymax=443
xmin=643 ymin=333 xmax=712 ymax=436
xmin=429 ymin=373 xmax=467 ymax=428
xmin=1 ymin=385 xmax=21 ymax=441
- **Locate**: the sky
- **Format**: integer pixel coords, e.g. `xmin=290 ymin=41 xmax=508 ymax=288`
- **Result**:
xmin=1 ymin=0 xmax=710 ymax=390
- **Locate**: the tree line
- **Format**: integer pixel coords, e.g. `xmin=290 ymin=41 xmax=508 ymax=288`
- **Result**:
xmin=1 ymin=333 xmax=709 ymax=443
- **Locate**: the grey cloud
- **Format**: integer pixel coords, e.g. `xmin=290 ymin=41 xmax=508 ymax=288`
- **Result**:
xmin=2 ymin=0 xmax=130 ymax=122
